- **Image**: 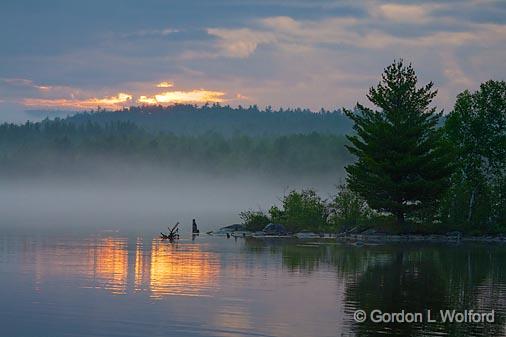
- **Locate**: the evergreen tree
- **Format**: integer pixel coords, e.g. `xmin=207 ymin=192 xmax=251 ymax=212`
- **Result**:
xmin=344 ymin=60 xmax=452 ymax=226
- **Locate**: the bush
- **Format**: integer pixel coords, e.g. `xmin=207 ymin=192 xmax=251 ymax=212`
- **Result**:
xmin=239 ymin=210 xmax=270 ymax=231
xmin=327 ymin=184 xmax=373 ymax=232
xmin=269 ymin=189 xmax=327 ymax=232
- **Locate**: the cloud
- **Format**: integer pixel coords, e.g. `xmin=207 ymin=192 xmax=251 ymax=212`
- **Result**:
xmin=156 ymin=81 xmax=174 ymax=88
xmin=375 ymin=4 xmax=433 ymax=23
xmin=138 ymin=89 xmax=225 ymax=105
xmin=2 ymin=78 xmax=34 ymax=86
xmin=1 ymin=0 xmax=505 ymax=119
xmin=235 ymin=93 xmax=250 ymax=100
xmin=205 ymin=12 xmax=506 ymax=57
xmin=440 ymin=51 xmax=474 ymax=86
xmin=206 ymin=17 xmax=359 ymax=58
xmin=23 ymin=93 xmax=133 ymax=109
xmin=2 ymin=78 xmax=53 ymax=91
xmin=191 ymin=6 xmax=505 ymax=111
xmin=121 ymin=28 xmax=180 ymax=38
xmin=17 ymin=80 xmax=227 ymax=110
xmin=207 ymin=28 xmax=277 ymax=58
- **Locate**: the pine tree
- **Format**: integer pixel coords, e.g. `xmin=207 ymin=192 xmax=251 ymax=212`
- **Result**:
xmin=344 ymin=60 xmax=453 ymax=226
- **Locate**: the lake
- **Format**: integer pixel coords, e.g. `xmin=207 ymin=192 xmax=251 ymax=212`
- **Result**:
xmin=1 ymin=228 xmax=505 ymax=337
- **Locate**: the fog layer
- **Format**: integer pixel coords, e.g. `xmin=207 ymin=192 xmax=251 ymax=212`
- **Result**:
xmin=0 ymin=169 xmax=342 ymax=235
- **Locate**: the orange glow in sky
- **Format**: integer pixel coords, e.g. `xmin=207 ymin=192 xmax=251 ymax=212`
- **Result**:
xmin=137 ymin=95 xmax=158 ymax=105
xmin=23 ymin=92 xmax=133 ymax=109
xmin=21 ymin=82 xmax=227 ymax=109
xmin=156 ymin=81 xmax=174 ymax=88
xmin=139 ymin=89 xmax=225 ymax=105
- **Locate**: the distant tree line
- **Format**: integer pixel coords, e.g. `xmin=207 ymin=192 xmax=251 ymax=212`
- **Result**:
xmin=63 ymin=104 xmax=353 ymax=137
xmin=0 ymin=120 xmax=351 ymax=176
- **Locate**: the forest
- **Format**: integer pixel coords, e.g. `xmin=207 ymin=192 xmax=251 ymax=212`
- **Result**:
xmin=1 ymin=63 xmax=504 ymax=235
xmin=63 ymin=104 xmax=353 ymax=136
xmin=0 ymin=119 xmax=351 ymax=177
xmin=242 ymin=63 xmax=506 ymax=235
xmin=0 ymin=105 xmax=352 ymax=177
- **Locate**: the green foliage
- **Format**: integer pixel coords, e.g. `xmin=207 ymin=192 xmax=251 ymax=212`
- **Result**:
xmin=64 ymin=103 xmax=353 ymax=137
xmin=344 ymin=60 xmax=453 ymax=227
xmin=443 ymin=80 xmax=506 ymax=232
xmin=268 ymin=189 xmax=328 ymax=232
xmin=327 ymin=184 xmax=374 ymax=232
xmin=0 ymin=120 xmax=351 ymax=176
xmin=239 ymin=210 xmax=270 ymax=231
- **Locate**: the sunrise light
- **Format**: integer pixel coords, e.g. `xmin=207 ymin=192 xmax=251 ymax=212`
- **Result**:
xmin=138 ymin=89 xmax=225 ymax=105
xmin=22 ymin=93 xmax=133 ymax=109
xmin=156 ymin=81 xmax=174 ymax=88
xmin=138 ymin=96 xmax=158 ymax=105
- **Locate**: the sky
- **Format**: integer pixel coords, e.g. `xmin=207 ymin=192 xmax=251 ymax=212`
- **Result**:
xmin=0 ymin=0 xmax=505 ymax=122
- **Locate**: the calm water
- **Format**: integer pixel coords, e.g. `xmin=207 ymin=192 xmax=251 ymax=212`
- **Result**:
xmin=1 ymin=232 xmax=506 ymax=337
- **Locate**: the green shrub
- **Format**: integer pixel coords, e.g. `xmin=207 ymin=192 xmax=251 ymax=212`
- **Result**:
xmin=239 ymin=210 xmax=270 ymax=231
xmin=269 ymin=189 xmax=327 ymax=232
xmin=327 ymin=184 xmax=373 ymax=232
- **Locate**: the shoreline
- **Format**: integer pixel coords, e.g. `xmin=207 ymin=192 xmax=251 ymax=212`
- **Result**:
xmin=336 ymin=233 xmax=506 ymax=244
xmin=234 ymin=231 xmax=506 ymax=244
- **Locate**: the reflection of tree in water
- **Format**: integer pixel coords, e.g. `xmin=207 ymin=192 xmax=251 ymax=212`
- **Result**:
xmin=344 ymin=248 xmax=449 ymax=337
xmin=243 ymin=239 xmax=394 ymax=275
xmin=243 ymin=239 xmax=336 ymax=272
xmin=243 ymin=239 xmax=506 ymax=336
xmin=343 ymin=245 xmax=506 ymax=337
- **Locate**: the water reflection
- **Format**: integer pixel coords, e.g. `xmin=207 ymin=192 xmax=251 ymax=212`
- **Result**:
xmin=134 ymin=237 xmax=148 ymax=292
xmin=340 ymin=246 xmax=506 ymax=337
xmin=243 ymin=239 xmax=506 ymax=337
xmin=3 ymin=235 xmax=506 ymax=337
xmin=90 ymin=237 xmax=128 ymax=294
xmin=149 ymin=239 xmax=219 ymax=298
xmin=212 ymin=302 xmax=253 ymax=337
xmin=21 ymin=236 xmax=219 ymax=298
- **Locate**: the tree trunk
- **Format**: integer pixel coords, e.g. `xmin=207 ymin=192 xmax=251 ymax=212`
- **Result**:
xmin=467 ymin=189 xmax=475 ymax=223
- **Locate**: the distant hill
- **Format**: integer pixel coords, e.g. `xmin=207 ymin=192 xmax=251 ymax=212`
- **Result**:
xmin=62 ymin=104 xmax=353 ymax=136
xmin=26 ymin=109 xmax=77 ymax=119
xmin=0 ymin=119 xmax=352 ymax=177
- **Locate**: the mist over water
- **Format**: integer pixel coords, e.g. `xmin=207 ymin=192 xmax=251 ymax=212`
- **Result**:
xmin=0 ymin=169 xmax=342 ymax=234
xmin=1 ymin=128 xmax=504 ymax=337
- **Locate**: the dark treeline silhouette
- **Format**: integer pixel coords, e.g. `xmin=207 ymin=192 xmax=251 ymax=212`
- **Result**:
xmin=0 ymin=119 xmax=351 ymax=176
xmin=62 ymin=103 xmax=352 ymax=136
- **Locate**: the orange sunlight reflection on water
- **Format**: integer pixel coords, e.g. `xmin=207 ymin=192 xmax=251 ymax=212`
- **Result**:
xmin=28 ymin=236 xmax=220 ymax=298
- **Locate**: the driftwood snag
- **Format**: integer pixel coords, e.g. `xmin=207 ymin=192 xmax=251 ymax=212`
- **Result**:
xmin=160 ymin=222 xmax=180 ymax=242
